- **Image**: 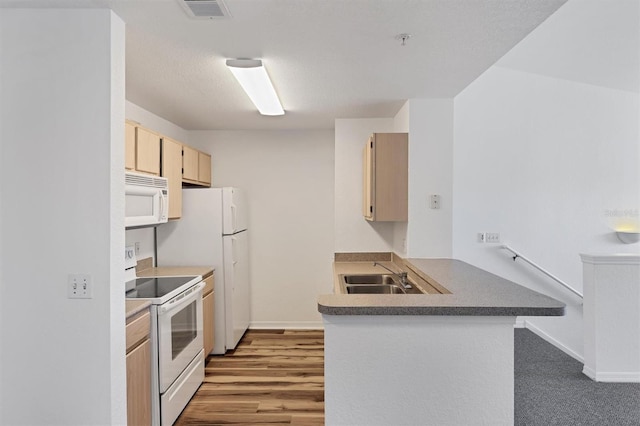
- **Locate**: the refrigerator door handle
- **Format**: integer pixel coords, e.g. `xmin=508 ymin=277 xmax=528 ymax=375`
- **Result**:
xmin=230 ymin=204 xmax=237 ymax=233
xmin=231 ymin=236 xmax=238 ymax=265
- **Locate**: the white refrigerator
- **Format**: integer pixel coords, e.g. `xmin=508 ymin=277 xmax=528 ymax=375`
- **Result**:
xmin=157 ymin=187 xmax=250 ymax=354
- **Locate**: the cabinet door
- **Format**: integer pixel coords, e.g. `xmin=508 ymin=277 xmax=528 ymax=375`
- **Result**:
xmin=162 ymin=137 xmax=183 ymax=220
xmin=373 ymin=133 xmax=407 ymax=221
xmin=363 ymin=133 xmax=407 ymax=222
xmin=136 ymin=127 xmax=161 ymax=175
xmin=203 ymin=290 xmax=215 ymax=356
xmin=182 ymin=145 xmax=199 ymax=182
xmin=125 ymin=122 xmax=136 ymax=171
xmin=198 ymin=152 xmax=212 ymax=186
xmin=126 ymin=339 xmax=152 ymax=426
xmin=363 ymin=136 xmax=374 ymax=220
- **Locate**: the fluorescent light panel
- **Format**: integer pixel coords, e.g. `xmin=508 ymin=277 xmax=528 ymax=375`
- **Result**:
xmin=226 ymin=59 xmax=284 ymax=116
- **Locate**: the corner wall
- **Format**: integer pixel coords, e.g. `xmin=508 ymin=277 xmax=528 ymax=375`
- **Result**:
xmin=406 ymin=99 xmax=454 ymax=258
xmin=334 ymin=118 xmax=397 ymax=252
xmin=453 ymin=67 xmax=639 ymax=359
xmin=189 ymin=130 xmax=335 ymax=328
xmin=0 ymin=9 xmax=126 ymax=425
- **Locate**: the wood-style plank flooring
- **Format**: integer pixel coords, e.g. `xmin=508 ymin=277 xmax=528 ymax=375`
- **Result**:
xmin=175 ymin=330 xmax=325 ymax=425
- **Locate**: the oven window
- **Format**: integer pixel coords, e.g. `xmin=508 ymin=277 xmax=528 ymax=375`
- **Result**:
xmin=171 ymin=300 xmax=197 ymax=360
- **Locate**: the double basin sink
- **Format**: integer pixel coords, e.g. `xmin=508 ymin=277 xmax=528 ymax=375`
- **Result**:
xmin=339 ymin=274 xmax=423 ymax=295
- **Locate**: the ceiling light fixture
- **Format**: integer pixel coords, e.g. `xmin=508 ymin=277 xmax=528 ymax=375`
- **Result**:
xmin=226 ymin=59 xmax=284 ymax=116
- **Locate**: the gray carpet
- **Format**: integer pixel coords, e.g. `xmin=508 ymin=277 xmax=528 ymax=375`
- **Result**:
xmin=515 ymin=329 xmax=640 ymax=426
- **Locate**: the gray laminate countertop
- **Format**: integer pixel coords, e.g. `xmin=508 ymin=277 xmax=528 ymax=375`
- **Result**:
xmin=317 ymin=258 xmax=566 ymax=316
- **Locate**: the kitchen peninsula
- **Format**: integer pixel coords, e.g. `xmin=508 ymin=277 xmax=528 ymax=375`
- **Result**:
xmin=318 ymin=254 xmax=565 ymax=426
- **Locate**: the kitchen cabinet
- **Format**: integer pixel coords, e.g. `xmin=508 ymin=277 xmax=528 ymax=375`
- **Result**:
xmin=183 ymin=145 xmax=212 ymax=187
xmin=161 ymin=137 xmax=183 ymax=220
xmin=363 ymin=133 xmax=408 ymax=222
xmin=202 ymin=272 xmax=215 ymax=355
xmin=198 ymin=152 xmax=212 ymax=186
xmin=126 ymin=309 xmax=152 ymax=426
xmin=125 ymin=121 xmax=136 ymax=171
xmin=136 ymin=127 xmax=161 ymax=175
xmin=182 ymin=145 xmax=199 ymax=182
xmin=125 ymin=121 xmax=161 ymax=176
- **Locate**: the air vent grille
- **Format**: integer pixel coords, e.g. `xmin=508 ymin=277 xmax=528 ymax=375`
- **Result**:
xmin=125 ymin=172 xmax=168 ymax=189
xmin=179 ymin=0 xmax=231 ymax=19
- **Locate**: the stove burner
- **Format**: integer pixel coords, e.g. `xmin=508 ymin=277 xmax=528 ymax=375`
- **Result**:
xmin=126 ymin=276 xmax=200 ymax=303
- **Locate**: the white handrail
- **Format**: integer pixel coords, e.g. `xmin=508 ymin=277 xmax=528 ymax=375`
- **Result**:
xmin=501 ymin=244 xmax=583 ymax=299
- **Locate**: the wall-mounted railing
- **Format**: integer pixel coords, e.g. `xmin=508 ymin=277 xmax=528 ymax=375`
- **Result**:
xmin=501 ymin=244 xmax=583 ymax=299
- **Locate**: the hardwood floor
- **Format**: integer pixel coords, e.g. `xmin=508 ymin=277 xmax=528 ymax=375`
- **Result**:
xmin=175 ymin=330 xmax=325 ymax=425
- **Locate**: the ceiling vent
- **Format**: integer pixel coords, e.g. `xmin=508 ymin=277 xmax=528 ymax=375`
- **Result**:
xmin=178 ymin=0 xmax=231 ymax=19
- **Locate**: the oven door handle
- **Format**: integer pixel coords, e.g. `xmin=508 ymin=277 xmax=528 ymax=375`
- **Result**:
xmin=159 ymin=282 xmax=205 ymax=315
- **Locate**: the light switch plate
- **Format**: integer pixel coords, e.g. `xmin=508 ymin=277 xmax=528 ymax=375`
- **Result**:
xmin=68 ymin=274 xmax=92 ymax=299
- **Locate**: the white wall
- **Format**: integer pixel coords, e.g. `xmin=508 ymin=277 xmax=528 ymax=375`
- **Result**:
xmin=406 ymin=99 xmax=454 ymax=258
xmin=124 ymin=101 xmax=191 ymax=264
xmin=334 ymin=103 xmax=454 ymax=258
xmin=392 ymin=102 xmax=410 ymax=255
xmin=189 ymin=130 xmax=335 ymax=327
xmin=0 ymin=9 xmax=126 ymax=425
xmin=334 ymin=118 xmax=398 ymax=252
xmin=453 ymin=68 xmax=639 ymax=359
xmin=126 ymin=100 xmax=190 ymax=143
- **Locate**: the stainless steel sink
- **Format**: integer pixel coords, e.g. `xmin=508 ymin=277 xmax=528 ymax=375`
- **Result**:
xmin=339 ymin=274 xmax=423 ymax=294
xmin=343 ymin=274 xmax=396 ymax=285
xmin=345 ymin=284 xmax=406 ymax=294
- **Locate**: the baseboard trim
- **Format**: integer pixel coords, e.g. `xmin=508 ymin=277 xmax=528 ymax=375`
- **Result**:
xmin=514 ymin=317 xmax=526 ymax=328
xmin=523 ymin=320 xmax=584 ymax=363
xmin=583 ymin=366 xmax=640 ymax=382
xmin=250 ymin=321 xmax=324 ymax=330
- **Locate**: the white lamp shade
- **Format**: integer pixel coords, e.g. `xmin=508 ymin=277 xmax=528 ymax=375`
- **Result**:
xmin=226 ymin=59 xmax=284 ymax=116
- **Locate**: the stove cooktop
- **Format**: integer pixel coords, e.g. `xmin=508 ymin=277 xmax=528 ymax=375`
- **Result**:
xmin=125 ymin=275 xmax=200 ymax=303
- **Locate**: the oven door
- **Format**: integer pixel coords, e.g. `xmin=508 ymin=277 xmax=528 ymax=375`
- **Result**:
xmin=156 ymin=281 xmax=204 ymax=393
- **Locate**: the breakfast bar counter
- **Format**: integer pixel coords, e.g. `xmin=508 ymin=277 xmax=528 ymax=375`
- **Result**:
xmin=318 ymin=258 xmax=565 ymax=316
xmin=318 ymin=255 xmax=565 ymax=426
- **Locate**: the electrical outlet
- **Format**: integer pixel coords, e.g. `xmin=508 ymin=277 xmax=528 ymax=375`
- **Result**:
xmin=486 ymin=233 xmax=501 ymax=243
xmin=68 ymin=274 xmax=93 ymax=299
xmin=430 ymin=195 xmax=441 ymax=209
xmin=477 ymin=232 xmax=486 ymax=243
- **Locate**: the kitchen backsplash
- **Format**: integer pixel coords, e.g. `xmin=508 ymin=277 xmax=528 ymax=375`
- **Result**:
xmin=125 ymin=227 xmax=155 ymax=265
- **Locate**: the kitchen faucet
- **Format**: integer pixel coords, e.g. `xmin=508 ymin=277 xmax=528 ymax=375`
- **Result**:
xmin=373 ymin=262 xmax=412 ymax=289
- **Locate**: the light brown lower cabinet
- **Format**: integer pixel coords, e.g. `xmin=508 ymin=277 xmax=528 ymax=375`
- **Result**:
xmin=126 ymin=339 xmax=152 ymax=426
xmin=202 ymin=273 xmax=215 ymax=355
xmin=126 ymin=310 xmax=151 ymax=426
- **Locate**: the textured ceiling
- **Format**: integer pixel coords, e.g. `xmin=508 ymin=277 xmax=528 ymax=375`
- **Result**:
xmin=2 ymin=0 xmax=568 ymax=130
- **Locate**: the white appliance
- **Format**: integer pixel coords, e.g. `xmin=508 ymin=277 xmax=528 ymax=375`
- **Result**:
xmin=125 ymin=248 xmax=205 ymax=426
xmin=157 ymin=187 xmax=250 ymax=354
xmin=125 ymin=171 xmax=169 ymax=228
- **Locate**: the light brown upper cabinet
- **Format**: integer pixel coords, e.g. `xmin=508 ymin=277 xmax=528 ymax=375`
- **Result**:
xmin=182 ymin=145 xmax=212 ymax=187
xmin=363 ymin=133 xmax=408 ymax=222
xmin=182 ymin=145 xmax=199 ymax=182
xmin=161 ymin=137 xmax=183 ymax=220
xmin=198 ymin=152 xmax=212 ymax=185
xmin=125 ymin=121 xmax=136 ymax=171
xmin=125 ymin=121 xmax=161 ymax=176
xmin=135 ymin=127 xmax=161 ymax=176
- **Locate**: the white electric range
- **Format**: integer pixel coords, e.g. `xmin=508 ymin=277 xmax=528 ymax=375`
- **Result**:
xmin=125 ymin=246 xmax=205 ymax=426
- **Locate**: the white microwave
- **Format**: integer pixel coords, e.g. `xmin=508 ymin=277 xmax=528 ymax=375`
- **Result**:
xmin=125 ymin=172 xmax=169 ymax=228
